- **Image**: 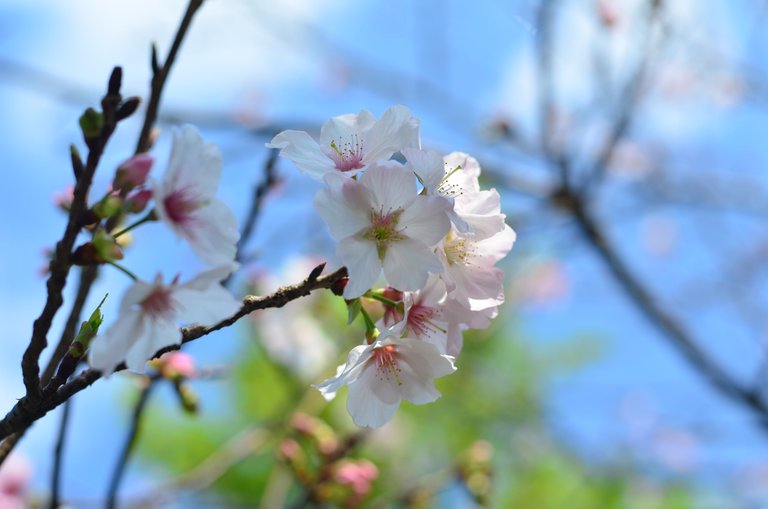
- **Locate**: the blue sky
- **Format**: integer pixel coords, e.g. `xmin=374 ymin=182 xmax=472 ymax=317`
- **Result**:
xmin=2 ymin=0 xmax=768 ymax=504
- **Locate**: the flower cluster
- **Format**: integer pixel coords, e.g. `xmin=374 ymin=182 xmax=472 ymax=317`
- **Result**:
xmin=270 ymin=106 xmax=515 ymax=427
xmin=88 ymin=126 xmax=241 ymax=375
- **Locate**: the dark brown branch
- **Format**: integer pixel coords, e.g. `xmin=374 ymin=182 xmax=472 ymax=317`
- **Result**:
xmin=0 ymin=265 xmax=347 ymax=442
xmin=21 ymin=68 xmax=122 ymax=402
xmin=135 ymin=0 xmax=204 ymax=153
xmin=41 ymin=266 xmax=99 ymax=387
xmin=106 ymin=377 xmax=156 ymax=509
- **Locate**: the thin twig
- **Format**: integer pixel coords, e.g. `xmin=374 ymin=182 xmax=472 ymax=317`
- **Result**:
xmin=106 ymin=377 xmax=156 ymax=509
xmin=0 ymin=265 xmax=347 ymax=442
xmin=41 ymin=266 xmax=100 ymax=387
xmin=49 ymin=399 xmax=73 ymax=509
xmin=135 ymin=0 xmax=205 ymax=154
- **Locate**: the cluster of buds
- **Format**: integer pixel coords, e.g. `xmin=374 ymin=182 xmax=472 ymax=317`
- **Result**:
xmin=278 ymin=413 xmax=378 ymax=508
xmin=269 ymin=106 xmax=515 ymax=427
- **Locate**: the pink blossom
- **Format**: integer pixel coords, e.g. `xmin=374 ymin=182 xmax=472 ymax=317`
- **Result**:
xmin=154 ymin=126 xmax=239 ymax=267
xmin=314 ymin=162 xmax=451 ymax=298
xmin=335 ymin=460 xmax=378 ymax=496
xmin=267 ymin=105 xmax=420 ymax=180
xmin=89 ymin=266 xmax=241 ymax=374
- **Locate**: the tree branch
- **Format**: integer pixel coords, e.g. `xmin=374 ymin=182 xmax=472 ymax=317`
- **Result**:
xmin=135 ymin=0 xmax=205 ymax=154
xmin=0 ymin=265 xmax=347 ymax=442
xmin=106 ymin=377 xmax=156 ymax=509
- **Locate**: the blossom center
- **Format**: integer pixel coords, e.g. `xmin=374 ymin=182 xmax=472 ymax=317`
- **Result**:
xmin=407 ymin=303 xmax=442 ymax=337
xmin=372 ymin=345 xmax=402 ymax=385
xmin=163 ymin=187 xmax=202 ymax=225
xmin=327 ymin=136 xmax=364 ymax=171
xmin=363 ymin=209 xmax=405 ymax=260
xmin=140 ymin=286 xmax=176 ymax=320
xmin=443 ymin=231 xmax=475 ymax=266
xmin=436 ymin=163 xmax=463 ymax=197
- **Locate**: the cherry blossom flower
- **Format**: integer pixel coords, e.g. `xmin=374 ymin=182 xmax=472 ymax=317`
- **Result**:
xmin=314 ymin=161 xmax=451 ymax=298
xmin=315 ymin=330 xmax=456 ymax=428
xmin=154 ymin=125 xmax=239 ymax=267
xmin=267 ymin=105 xmax=419 ymax=180
xmin=381 ymin=276 xmax=466 ymax=357
xmin=0 ymin=454 xmax=31 ymax=509
xmin=439 ymin=224 xmax=517 ymax=312
xmin=88 ymin=266 xmax=241 ymax=375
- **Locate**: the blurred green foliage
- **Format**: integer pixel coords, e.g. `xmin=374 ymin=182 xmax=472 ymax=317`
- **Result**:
xmin=136 ymin=288 xmax=695 ymax=508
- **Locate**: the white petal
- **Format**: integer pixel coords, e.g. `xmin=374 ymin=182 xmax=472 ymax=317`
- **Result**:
xmin=267 ymin=130 xmax=336 ymax=179
xmin=362 ymin=105 xmax=420 ymax=163
xmin=360 ymin=162 xmax=416 ymax=212
xmin=399 ymin=195 xmax=451 ymax=247
xmin=474 ymin=225 xmax=517 ymax=266
xmin=443 ymin=152 xmax=480 ymax=193
xmin=314 ymin=344 xmax=372 ymax=400
xmin=174 ymin=275 xmax=241 ymax=325
xmin=402 ymin=148 xmax=444 ymax=192
xmin=454 ymin=189 xmax=506 ymax=240
xmin=125 ymin=317 xmax=181 ymax=371
xmin=314 ymin=177 xmax=371 ymax=240
xmin=347 ymin=367 xmax=400 ymax=428
xmin=88 ymin=310 xmax=145 ymax=375
xmin=165 ymin=125 xmax=222 ymax=198
xmin=383 ymin=238 xmax=443 ymax=292
xmin=184 ymin=199 xmax=240 ymax=267
xmin=338 ymin=237 xmax=381 ymax=298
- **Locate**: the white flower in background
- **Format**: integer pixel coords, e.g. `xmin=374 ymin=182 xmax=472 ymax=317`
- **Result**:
xmin=315 ymin=329 xmax=456 ymax=428
xmin=267 ymin=105 xmax=420 ymax=180
xmin=250 ymin=258 xmax=337 ymax=380
xmin=154 ymin=125 xmax=240 ymax=267
xmin=314 ymin=161 xmax=451 ymax=298
xmin=89 ymin=266 xmax=241 ymax=374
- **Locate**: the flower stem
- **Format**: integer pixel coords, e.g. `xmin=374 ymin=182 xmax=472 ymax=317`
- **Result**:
xmin=359 ymin=307 xmax=379 ymax=344
xmin=107 ymin=261 xmax=139 ymax=281
xmin=113 ymin=209 xmax=157 ymax=238
xmin=363 ymin=290 xmax=399 ymax=308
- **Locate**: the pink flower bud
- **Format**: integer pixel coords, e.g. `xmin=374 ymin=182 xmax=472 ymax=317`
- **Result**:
xmin=335 ymin=460 xmax=378 ymax=496
xmin=157 ymin=351 xmax=197 ymax=379
xmin=113 ymin=154 xmax=153 ymax=192
xmin=124 ymin=189 xmax=153 ymax=214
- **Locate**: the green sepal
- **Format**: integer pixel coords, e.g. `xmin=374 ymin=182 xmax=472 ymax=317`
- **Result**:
xmin=68 ymin=293 xmax=108 ymax=356
xmin=346 ymin=298 xmax=361 ymax=325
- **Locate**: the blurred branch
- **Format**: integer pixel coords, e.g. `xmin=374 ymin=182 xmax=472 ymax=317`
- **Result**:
xmin=0 ymin=265 xmax=347 ymax=442
xmin=224 ymin=148 xmax=280 ymax=287
xmin=584 ymin=0 xmax=664 ymax=191
xmin=135 ymin=0 xmax=204 ymax=153
xmin=125 ymin=426 xmax=268 ymax=509
xmin=106 ymin=376 xmax=156 ymax=509
xmin=49 ymin=398 xmax=73 ymax=509
xmin=560 ymin=186 xmax=768 ymax=429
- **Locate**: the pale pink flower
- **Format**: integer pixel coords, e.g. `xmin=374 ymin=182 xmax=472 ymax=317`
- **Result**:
xmin=154 ymin=125 xmax=239 ymax=267
xmin=0 ymin=454 xmax=31 ymax=509
xmin=267 ymin=105 xmax=419 ymax=180
xmin=316 ymin=331 xmax=456 ymax=428
xmin=315 ymin=162 xmax=451 ymax=298
xmin=439 ymin=224 xmax=516 ymax=312
xmin=381 ymin=276 xmax=467 ymax=357
xmin=89 ymin=266 xmax=241 ymax=374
